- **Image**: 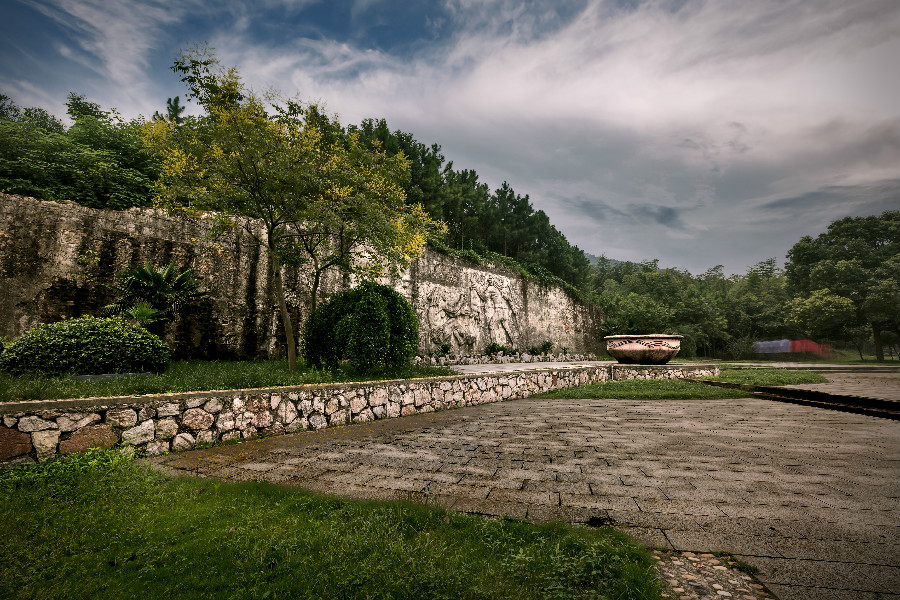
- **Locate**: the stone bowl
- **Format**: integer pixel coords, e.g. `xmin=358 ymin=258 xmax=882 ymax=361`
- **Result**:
xmin=604 ymin=334 xmax=683 ymax=365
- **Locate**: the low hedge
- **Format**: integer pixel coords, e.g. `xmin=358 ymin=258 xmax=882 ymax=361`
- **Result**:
xmin=0 ymin=316 xmax=170 ymax=376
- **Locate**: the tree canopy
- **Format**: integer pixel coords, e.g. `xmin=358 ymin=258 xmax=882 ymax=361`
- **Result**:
xmin=349 ymin=118 xmax=592 ymax=290
xmin=0 ymin=93 xmax=157 ymax=209
xmin=141 ymin=46 xmax=443 ymax=370
xmin=785 ymin=211 xmax=899 ymax=360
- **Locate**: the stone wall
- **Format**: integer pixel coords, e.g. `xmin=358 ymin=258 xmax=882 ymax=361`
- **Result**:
xmin=0 ymin=194 xmax=601 ymax=358
xmin=0 ymin=363 xmax=719 ymax=466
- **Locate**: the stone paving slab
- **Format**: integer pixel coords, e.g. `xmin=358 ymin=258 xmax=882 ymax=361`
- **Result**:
xmin=150 ymin=396 xmax=899 ymax=600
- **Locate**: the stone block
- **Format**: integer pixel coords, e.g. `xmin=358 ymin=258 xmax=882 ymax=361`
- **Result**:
xmin=54 ymin=413 xmax=84 ymax=432
xmin=350 ymin=396 xmax=367 ymax=414
xmin=0 ymin=426 xmax=33 ymax=461
xmin=185 ymin=398 xmax=205 ymax=409
xmin=354 ymin=408 xmax=374 ymax=423
xmin=204 ymin=398 xmax=224 ymax=414
xmin=155 ymin=418 xmax=178 ymax=440
xmin=17 ymin=416 xmax=57 ymax=432
xmin=329 ymin=410 xmax=348 ymax=426
xmin=221 ymin=431 xmax=241 ymax=442
xmin=216 ymin=411 xmax=235 ymax=431
xmin=32 ymin=430 xmax=60 ymax=462
xmin=157 ymin=402 xmax=181 ymax=417
xmin=275 ymin=399 xmax=298 ymax=424
xmin=235 ymin=412 xmax=253 ymax=430
xmin=138 ymin=406 xmax=157 ymax=420
xmin=182 ymin=408 xmax=214 ymax=430
xmin=285 ymin=417 xmax=307 ymax=433
xmin=59 ymin=424 xmax=117 ymax=454
xmin=196 ymin=430 xmax=215 ymax=446
xmin=105 ymin=408 xmax=137 ymax=428
xmin=172 ymin=433 xmax=195 ymax=452
xmin=145 ymin=440 xmax=169 ymax=456
xmin=57 ymin=413 xmax=101 ymax=432
xmin=308 ymin=413 xmax=327 ymax=430
xmin=370 ymin=388 xmax=388 ymax=407
xmin=2 ymin=416 xmax=18 ymax=428
xmin=251 ymin=411 xmax=273 ymax=428
xmin=122 ymin=420 xmax=155 ymax=445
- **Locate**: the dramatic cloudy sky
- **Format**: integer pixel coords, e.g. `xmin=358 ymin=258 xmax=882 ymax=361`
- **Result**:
xmin=2 ymin=0 xmax=898 ymax=274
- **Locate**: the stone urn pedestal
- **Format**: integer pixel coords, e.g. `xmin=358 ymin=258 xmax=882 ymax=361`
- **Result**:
xmin=604 ymin=334 xmax=683 ymax=365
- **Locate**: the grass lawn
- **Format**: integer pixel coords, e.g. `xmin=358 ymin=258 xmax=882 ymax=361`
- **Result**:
xmin=533 ymin=378 xmax=751 ymax=400
xmin=705 ymin=368 xmax=828 ymax=387
xmin=0 ymin=450 xmax=663 ymax=600
xmin=0 ymin=360 xmax=456 ymax=403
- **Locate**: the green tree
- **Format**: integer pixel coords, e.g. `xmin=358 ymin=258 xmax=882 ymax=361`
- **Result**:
xmin=0 ymin=94 xmax=156 ymax=208
xmin=143 ymin=46 xmax=440 ymax=370
xmin=724 ymin=258 xmax=790 ymax=341
xmin=153 ymin=96 xmax=186 ymax=126
xmin=786 ymin=211 xmax=900 ymax=360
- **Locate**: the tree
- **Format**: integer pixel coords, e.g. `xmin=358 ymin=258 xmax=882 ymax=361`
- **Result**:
xmin=0 ymin=94 xmax=156 ymax=208
xmin=724 ymin=258 xmax=790 ymax=341
xmin=786 ymin=211 xmax=900 ymax=360
xmin=153 ymin=96 xmax=186 ymax=126
xmin=143 ymin=46 xmax=441 ymax=370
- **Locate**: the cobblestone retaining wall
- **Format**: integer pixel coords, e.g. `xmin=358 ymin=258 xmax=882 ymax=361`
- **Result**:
xmin=0 ymin=364 xmax=718 ymax=466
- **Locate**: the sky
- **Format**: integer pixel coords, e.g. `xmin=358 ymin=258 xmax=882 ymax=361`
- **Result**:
xmin=2 ymin=0 xmax=898 ymax=275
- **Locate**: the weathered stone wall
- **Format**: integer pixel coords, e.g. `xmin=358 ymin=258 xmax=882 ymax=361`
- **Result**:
xmin=0 ymin=194 xmax=601 ymax=358
xmin=0 ymin=363 xmax=719 ymax=466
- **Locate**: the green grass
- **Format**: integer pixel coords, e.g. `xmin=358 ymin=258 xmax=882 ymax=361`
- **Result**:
xmin=533 ymin=378 xmax=751 ymax=400
xmin=0 ymin=360 xmax=456 ymax=403
xmin=704 ymin=368 xmax=828 ymax=387
xmin=0 ymin=449 xmax=663 ymax=600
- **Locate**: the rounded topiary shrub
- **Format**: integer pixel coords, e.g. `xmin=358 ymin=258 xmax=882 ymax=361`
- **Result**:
xmin=0 ymin=316 xmax=170 ymax=376
xmin=303 ymin=281 xmax=419 ymax=374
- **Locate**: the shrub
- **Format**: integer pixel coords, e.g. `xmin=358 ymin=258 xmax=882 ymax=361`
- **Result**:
xmin=0 ymin=316 xmax=170 ymax=376
xmin=484 ymin=342 xmax=513 ymax=356
xmin=302 ymin=282 xmax=419 ymax=374
xmin=540 ymin=340 xmax=554 ymax=354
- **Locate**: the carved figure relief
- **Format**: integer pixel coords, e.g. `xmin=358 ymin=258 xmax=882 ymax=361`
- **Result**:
xmin=421 ymin=272 xmax=520 ymax=354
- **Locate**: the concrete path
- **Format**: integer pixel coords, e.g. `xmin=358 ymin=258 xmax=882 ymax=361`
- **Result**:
xmin=152 ymin=394 xmax=899 ymax=600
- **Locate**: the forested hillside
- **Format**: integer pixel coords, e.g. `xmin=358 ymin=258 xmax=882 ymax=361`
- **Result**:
xmin=349 ymin=119 xmax=592 ymax=290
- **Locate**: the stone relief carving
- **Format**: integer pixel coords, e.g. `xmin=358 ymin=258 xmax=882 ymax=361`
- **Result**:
xmin=421 ymin=273 xmax=520 ymax=354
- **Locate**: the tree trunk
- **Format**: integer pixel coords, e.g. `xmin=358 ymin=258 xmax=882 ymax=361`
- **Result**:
xmin=872 ymin=325 xmax=884 ymax=362
xmin=310 ymin=268 xmax=321 ymax=314
xmin=270 ymin=246 xmax=297 ymax=372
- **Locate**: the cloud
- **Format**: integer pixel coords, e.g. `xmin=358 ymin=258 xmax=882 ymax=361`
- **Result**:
xmin=762 ymin=180 xmax=900 ymax=216
xmin=4 ymin=0 xmax=897 ymax=274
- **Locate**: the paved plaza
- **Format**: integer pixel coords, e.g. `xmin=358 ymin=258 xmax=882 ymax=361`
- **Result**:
xmin=152 ymin=386 xmax=899 ymax=600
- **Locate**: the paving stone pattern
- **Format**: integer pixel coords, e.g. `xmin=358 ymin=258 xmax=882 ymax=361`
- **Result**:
xmin=152 ymin=396 xmax=899 ymax=600
xmin=784 ymin=373 xmax=900 ymax=403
